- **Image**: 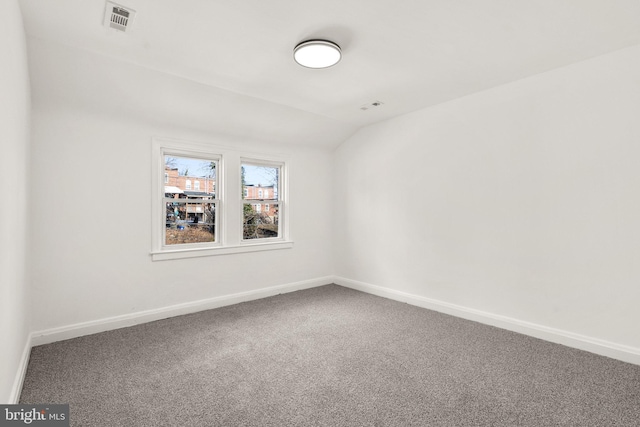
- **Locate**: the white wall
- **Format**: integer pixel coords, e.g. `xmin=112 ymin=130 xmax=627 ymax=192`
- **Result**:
xmin=334 ymin=45 xmax=640 ymax=350
xmin=27 ymin=42 xmax=335 ymax=333
xmin=19 ymin=14 xmax=640 ymax=382
xmin=0 ymin=0 xmax=31 ymax=403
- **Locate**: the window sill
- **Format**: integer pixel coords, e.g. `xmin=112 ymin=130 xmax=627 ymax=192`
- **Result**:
xmin=151 ymin=241 xmax=294 ymax=261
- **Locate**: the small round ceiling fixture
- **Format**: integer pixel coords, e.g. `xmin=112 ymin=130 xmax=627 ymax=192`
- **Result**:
xmin=293 ymin=40 xmax=341 ymax=69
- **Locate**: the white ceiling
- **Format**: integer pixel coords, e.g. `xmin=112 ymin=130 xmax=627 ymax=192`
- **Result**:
xmin=19 ymin=0 xmax=640 ymax=135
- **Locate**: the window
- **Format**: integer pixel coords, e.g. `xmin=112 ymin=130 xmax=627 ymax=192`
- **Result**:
xmin=152 ymin=137 xmax=291 ymax=260
xmin=163 ymin=156 xmax=217 ymax=247
xmin=241 ymin=161 xmax=283 ymax=241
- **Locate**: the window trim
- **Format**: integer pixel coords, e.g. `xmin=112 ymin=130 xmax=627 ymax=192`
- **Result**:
xmin=240 ymin=157 xmax=287 ymax=244
xmin=153 ymin=143 xmax=222 ymax=254
xmin=151 ymin=137 xmax=292 ymax=261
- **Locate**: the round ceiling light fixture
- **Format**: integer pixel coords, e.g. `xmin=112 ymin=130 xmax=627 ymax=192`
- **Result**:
xmin=293 ymin=40 xmax=341 ymax=69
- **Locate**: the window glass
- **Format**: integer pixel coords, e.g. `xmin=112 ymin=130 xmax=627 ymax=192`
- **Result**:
xmin=164 ymin=155 xmax=217 ymax=246
xmin=242 ymin=163 xmax=280 ymax=240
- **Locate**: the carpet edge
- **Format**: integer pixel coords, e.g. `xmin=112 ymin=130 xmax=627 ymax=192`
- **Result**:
xmin=30 ymin=276 xmax=334 ymax=347
xmin=335 ymin=276 xmax=640 ymax=366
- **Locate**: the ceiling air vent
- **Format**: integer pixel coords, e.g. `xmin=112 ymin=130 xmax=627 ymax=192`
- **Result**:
xmin=104 ymin=2 xmax=136 ymax=32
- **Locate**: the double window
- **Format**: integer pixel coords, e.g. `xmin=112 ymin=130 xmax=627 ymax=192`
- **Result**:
xmin=151 ymin=138 xmax=291 ymax=261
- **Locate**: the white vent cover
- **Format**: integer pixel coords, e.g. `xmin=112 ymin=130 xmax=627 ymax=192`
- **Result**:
xmin=104 ymin=2 xmax=135 ymax=32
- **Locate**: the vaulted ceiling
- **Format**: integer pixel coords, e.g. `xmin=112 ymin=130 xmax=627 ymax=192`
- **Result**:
xmin=19 ymin=0 xmax=640 ymax=146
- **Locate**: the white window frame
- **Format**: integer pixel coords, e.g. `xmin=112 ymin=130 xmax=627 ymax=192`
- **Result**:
xmin=153 ymin=143 xmax=221 ymax=255
xmin=151 ymin=137 xmax=292 ymax=261
xmin=241 ymin=158 xmax=287 ymax=244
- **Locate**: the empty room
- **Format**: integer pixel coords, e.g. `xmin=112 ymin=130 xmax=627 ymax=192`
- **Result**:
xmin=2 ymin=0 xmax=640 ymax=425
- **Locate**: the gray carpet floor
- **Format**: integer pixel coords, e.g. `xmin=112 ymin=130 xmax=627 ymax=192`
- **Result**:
xmin=20 ymin=284 xmax=640 ymax=426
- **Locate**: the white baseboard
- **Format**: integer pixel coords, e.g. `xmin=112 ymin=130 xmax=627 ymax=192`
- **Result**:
xmin=9 ymin=335 xmax=32 ymax=404
xmin=335 ymin=276 xmax=640 ymax=366
xmin=31 ymin=276 xmax=333 ymax=347
xmin=21 ymin=274 xmax=639 ymax=402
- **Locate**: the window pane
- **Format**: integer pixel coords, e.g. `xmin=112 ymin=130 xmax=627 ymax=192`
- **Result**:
xmin=164 ymin=154 xmax=217 ymax=246
xmin=164 ymin=155 xmax=216 ymax=196
xmin=241 ymin=163 xmax=278 ymax=201
xmin=243 ymin=203 xmax=279 ymax=240
xmin=165 ymin=201 xmax=216 ymax=245
xmin=241 ymin=162 xmax=281 ymax=240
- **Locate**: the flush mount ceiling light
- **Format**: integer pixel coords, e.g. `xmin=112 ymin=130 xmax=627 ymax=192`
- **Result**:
xmin=293 ymin=40 xmax=341 ymax=69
